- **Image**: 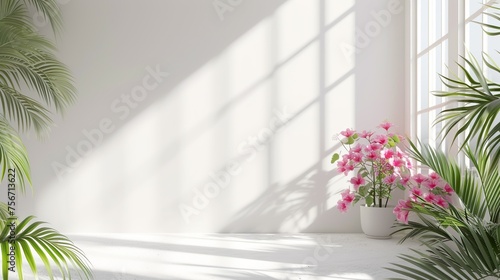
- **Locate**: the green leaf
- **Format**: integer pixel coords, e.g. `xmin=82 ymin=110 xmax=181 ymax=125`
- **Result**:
xmin=0 ymin=216 xmax=93 ymax=279
xmin=358 ymin=185 xmax=367 ymax=196
xmin=365 ymin=196 xmax=373 ymax=207
xmin=1 ymin=241 xmax=8 ymax=280
xmin=331 ymin=153 xmax=339 ymax=164
xmin=388 ymin=138 xmax=396 ymax=147
xmin=0 ymin=116 xmax=31 ymax=192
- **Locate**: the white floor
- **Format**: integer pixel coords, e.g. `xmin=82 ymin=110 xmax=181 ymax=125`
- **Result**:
xmin=24 ymin=234 xmax=418 ymax=280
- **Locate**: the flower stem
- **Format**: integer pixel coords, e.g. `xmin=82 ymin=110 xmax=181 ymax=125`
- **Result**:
xmin=379 ymin=184 xmax=382 ymax=207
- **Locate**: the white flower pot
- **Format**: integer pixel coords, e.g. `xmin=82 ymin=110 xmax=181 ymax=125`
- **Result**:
xmin=360 ymin=205 xmax=396 ymax=239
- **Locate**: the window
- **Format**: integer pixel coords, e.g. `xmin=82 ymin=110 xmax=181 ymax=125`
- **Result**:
xmin=407 ymin=0 xmax=498 ymax=165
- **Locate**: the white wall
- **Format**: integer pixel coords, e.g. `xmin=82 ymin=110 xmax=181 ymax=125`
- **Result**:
xmin=15 ymin=0 xmax=405 ymax=233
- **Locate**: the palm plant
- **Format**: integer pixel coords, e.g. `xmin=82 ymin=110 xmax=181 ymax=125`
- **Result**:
xmin=387 ymin=143 xmax=500 ymax=279
xmin=0 ymin=0 xmax=92 ymax=279
xmin=386 ymin=4 xmax=500 ymax=280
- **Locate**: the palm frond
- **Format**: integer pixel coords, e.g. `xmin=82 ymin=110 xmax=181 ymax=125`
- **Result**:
xmin=0 ymin=26 xmax=76 ymax=116
xmin=0 ymin=116 xmax=30 ymax=192
xmin=0 ymin=0 xmax=34 ymax=34
xmin=388 ymin=204 xmax=500 ymax=280
xmin=464 ymin=145 xmax=500 ymax=223
xmin=0 ymin=0 xmax=76 ymax=140
xmin=21 ymin=0 xmax=62 ymax=34
xmin=0 ymin=204 xmax=10 ymax=230
xmin=0 ymin=84 xmax=52 ymax=136
xmin=408 ymin=140 xmax=488 ymax=219
xmin=0 ymin=216 xmax=93 ymax=280
xmin=434 ymin=52 xmax=500 ymax=167
xmin=478 ymin=4 xmax=500 ymax=36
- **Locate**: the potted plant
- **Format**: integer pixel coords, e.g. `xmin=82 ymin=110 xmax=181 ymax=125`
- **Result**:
xmin=331 ymin=122 xmax=409 ymax=238
xmin=331 ymin=122 xmax=453 ymax=238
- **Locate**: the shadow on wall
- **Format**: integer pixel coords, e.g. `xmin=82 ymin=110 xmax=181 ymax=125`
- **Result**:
xmin=220 ymin=0 xmax=405 ymax=233
xmin=22 ymin=0 xmax=288 ymax=231
xmin=26 ymin=0 xmax=288 ymax=190
xmin=221 ymin=166 xmax=338 ymax=233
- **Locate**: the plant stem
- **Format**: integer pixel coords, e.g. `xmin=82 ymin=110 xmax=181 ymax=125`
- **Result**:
xmin=372 ymin=170 xmax=377 ymax=207
xmin=379 ymin=184 xmax=382 ymax=207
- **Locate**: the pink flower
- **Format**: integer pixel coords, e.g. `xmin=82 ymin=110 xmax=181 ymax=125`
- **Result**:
xmin=395 ymin=209 xmax=409 ymax=224
xmin=352 ymin=143 xmax=363 ymax=153
xmin=406 ymin=160 xmax=413 ymax=169
xmin=341 ymin=128 xmax=355 ymax=138
xmin=398 ymin=199 xmax=413 ymax=209
xmin=412 ymin=173 xmax=427 ymax=184
xmin=393 ymin=199 xmax=412 ymax=224
xmin=337 ymin=200 xmax=349 ymax=213
xmin=444 ymin=184 xmax=453 ymax=194
xmin=366 ymin=151 xmax=378 ymax=160
xmin=337 ymin=158 xmax=354 ymax=175
xmin=383 ymin=174 xmax=397 ymax=185
xmin=435 ymin=196 xmax=449 ymax=208
xmin=409 ymin=187 xmax=423 ymax=201
xmin=346 ymin=164 xmax=355 ymax=172
xmin=390 ymin=157 xmax=405 ymax=168
xmin=350 ymin=174 xmax=366 ymax=190
xmin=365 ymin=143 xmax=383 ymax=152
xmin=341 ymin=189 xmax=355 ymax=203
xmin=337 ymin=160 xmax=347 ymax=173
xmin=373 ymin=134 xmax=388 ymax=146
xmin=396 ymin=210 xmax=410 ymax=224
xmin=429 ymin=172 xmax=441 ymax=180
xmin=400 ymin=174 xmax=411 ymax=186
xmin=424 ymin=179 xmax=439 ymax=190
xmin=379 ymin=121 xmax=393 ymax=131
xmin=383 ymin=149 xmax=395 ymax=159
xmin=359 ymin=130 xmax=373 ymax=138
xmin=350 ymin=152 xmax=363 ymax=163
xmin=424 ymin=192 xmax=437 ymax=203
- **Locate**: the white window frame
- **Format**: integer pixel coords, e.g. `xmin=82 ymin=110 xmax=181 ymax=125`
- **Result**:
xmin=406 ymin=0 xmax=496 ymax=168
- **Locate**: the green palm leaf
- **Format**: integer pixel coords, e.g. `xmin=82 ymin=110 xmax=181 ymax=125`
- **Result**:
xmin=434 ymin=52 xmax=500 ymax=167
xmin=0 ymin=0 xmax=76 ymax=119
xmin=0 ymin=31 xmax=76 ymax=116
xmin=0 ymin=216 xmax=93 ymax=280
xmin=388 ymin=205 xmax=500 ymax=280
xmin=21 ymin=0 xmax=62 ymax=35
xmin=465 ymin=145 xmax=500 ymax=223
xmin=0 ymin=116 xmax=30 ymax=191
xmin=478 ymin=4 xmax=500 ymax=36
xmin=0 ymin=84 xmax=52 ymax=135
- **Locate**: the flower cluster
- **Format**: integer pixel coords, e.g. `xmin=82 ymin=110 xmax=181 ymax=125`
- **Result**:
xmin=331 ymin=121 xmax=454 ymax=223
xmin=332 ymin=122 xmax=411 ymax=212
xmin=393 ymin=172 xmax=453 ymax=224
